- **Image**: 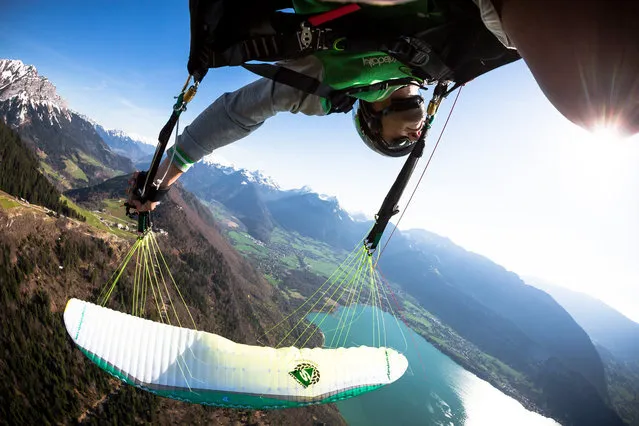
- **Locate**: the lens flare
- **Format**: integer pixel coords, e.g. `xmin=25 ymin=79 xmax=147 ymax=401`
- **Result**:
xmin=591 ymin=124 xmax=623 ymax=144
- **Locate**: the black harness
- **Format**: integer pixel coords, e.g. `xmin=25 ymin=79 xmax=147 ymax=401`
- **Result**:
xmin=134 ymin=0 xmax=521 ymax=247
xmin=186 ymin=0 xmax=520 ymax=103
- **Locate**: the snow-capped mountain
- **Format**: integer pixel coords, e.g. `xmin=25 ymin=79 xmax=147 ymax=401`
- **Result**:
xmin=0 ymin=58 xmax=366 ymax=244
xmin=180 ymin=161 xmax=277 ymax=241
xmin=203 ymin=156 xmax=281 ymax=193
xmin=239 ymin=169 xmax=280 ymax=191
xmin=0 ymin=60 xmax=67 ymax=109
xmin=350 ymin=211 xmax=372 ymax=222
xmin=0 ymin=59 xmax=134 ymax=189
xmin=0 ymin=59 xmax=70 ymax=127
xmin=95 ymin=124 xmax=155 ymax=162
xmin=180 ymin=159 xmax=370 ymax=246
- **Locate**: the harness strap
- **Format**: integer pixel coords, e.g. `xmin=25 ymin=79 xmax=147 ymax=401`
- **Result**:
xmin=223 ymin=27 xmax=336 ymax=66
xmin=242 ymin=62 xmax=416 ymax=113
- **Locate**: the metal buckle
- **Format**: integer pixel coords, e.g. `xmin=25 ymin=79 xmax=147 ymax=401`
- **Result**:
xmin=389 ymin=37 xmax=431 ymax=67
xmin=298 ymin=22 xmax=313 ymax=49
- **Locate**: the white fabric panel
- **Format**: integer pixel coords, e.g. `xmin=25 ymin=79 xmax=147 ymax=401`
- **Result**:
xmin=64 ymin=298 xmax=408 ymax=400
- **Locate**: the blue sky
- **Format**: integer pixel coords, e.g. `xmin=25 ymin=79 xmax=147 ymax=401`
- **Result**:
xmin=3 ymin=1 xmax=639 ymax=323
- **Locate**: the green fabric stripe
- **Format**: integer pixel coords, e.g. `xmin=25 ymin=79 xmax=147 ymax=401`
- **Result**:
xmin=167 ymin=149 xmax=189 ymax=169
xmin=74 ymin=304 xmax=86 ymax=340
xmin=78 ymin=347 xmax=383 ymax=410
xmin=168 ymin=146 xmax=194 ymax=171
xmin=173 ymin=145 xmax=194 ymax=164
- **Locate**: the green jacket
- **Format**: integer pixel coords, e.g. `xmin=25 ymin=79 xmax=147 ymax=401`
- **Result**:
xmin=292 ymin=0 xmax=446 ymax=111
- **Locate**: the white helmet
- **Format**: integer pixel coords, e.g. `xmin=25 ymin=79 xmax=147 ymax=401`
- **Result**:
xmin=351 ymin=95 xmax=426 ymax=157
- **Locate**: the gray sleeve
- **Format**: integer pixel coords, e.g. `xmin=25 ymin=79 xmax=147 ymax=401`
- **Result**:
xmin=168 ymin=55 xmax=327 ymax=171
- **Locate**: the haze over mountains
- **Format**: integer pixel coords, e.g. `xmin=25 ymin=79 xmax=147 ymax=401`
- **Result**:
xmin=1 ymin=57 xmax=637 ymax=425
xmin=173 ymin=160 xmax=628 ymax=425
xmin=525 ymin=277 xmax=639 ymax=363
xmin=94 ymin=124 xmax=155 ymax=162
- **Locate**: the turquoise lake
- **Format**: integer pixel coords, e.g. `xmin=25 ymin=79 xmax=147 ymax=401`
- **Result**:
xmin=310 ymin=306 xmax=559 ymax=426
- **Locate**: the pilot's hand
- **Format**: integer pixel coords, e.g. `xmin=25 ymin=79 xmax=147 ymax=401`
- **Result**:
xmin=126 ymin=171 xmax=167 ymax=213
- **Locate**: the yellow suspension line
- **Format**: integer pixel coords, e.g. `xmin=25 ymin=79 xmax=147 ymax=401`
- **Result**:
xmin=149 ymin=233 xmax=198 ymax=330
xmin=331 ymin=246 xmax=371 ymax=347
xmin=142 ymin=238 xmax=164 ymax=322
xmin=323 ymin=247 xmax=367 ymax=345
xmin=376 ymin=268 xmax=410 ymax=352
xmin=132 ymin=242 xmax=142 ymax=316
xmin=146 ymin=237 xmax=169 ymax=324
xmin=337 ymin=263 xmax=377 ymax=347
xmin=298 ymin=245 xmax=369 ymax=348
xmin=274 ymin=244 xmax=366 ymax=347
xmin=372 ymin=256 xmax=389 ymax=348
xmin=98 ymin=237 xmax=142 ymax=307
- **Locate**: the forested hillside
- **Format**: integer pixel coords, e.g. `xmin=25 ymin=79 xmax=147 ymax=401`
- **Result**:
xmin=0 ymin=182 xmax=345 ymax=425
xmin=0 ymin=120 xmax=83 ymax=220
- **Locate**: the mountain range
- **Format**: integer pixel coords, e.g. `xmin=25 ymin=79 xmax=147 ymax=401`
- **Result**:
xmin=525 ymin=276 xmax=639 ymax=364
xmin=0 ymin=59 xmax=135 ymax=189
xmin=0 ymin=111 xmax=345 ymax=425
xmin=178 ymin=160 xmax=371 ymax=248
xmin=2 ymin=57 xmax=637 ymax=425
xmin=172 ymin=160 xmax=627 ymax=425
xmin=94 ymin=124 xmax=155 ymax=162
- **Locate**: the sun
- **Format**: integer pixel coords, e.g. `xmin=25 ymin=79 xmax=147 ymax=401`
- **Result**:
xmin=559 ymin=122 xmax=637 ymax=191
xmin=590 ymin=125 xmax=623 ymax=145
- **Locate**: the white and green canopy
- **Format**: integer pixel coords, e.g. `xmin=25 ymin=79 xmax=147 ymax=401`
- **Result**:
xmin=64 ymin=298 xmax=408 ymax=409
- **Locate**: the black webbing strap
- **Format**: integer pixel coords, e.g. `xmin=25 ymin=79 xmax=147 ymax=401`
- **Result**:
xmin=242 ymin=63 xmax=416 ymax=113
xmin=364 ymin=137 xmax=427 ymax=251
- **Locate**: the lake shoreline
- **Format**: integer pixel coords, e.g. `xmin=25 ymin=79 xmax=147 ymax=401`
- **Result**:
xmin=406 ymin=322 xmax=554 ymax=423
xmin=312 ymin=306 xmax=558 ymax=426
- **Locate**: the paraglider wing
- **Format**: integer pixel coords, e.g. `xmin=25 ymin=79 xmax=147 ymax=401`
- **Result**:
xmin=64 ymin=299 xmax=408 ymax=409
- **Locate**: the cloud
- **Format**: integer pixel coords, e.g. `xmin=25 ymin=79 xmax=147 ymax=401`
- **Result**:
xmin=81 ymin=79 xmax=109 ymax=92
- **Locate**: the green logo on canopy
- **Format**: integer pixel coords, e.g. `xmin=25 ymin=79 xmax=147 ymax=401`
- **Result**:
xmin=289 ymin=361 xmax=320 ymax=388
